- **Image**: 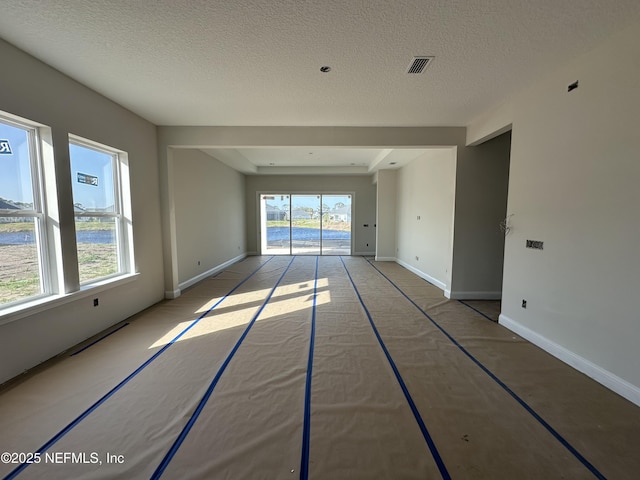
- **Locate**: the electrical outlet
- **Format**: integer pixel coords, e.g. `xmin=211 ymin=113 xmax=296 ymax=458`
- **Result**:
xmin=93 ymin=298 xmax=99 ymax=307
xmin=522 ymin=299 xmax=527 ymax=309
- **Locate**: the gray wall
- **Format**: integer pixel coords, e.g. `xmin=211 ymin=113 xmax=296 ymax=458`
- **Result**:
xmin=0 ymin=39 xmax=164 ymax=384
xmin=244 ymin=175 xmax=376 ymax=255
xmin=173 ymin=149 xmax=246 ymax=285
xmin=395 ymin=149 xmax=457 ymax=290
xmin=449 ymin=133 xmax=511 ymax=298
xmin=391 ymin=140 xmax=510 ymax=299
xmin=468 ymin=19 xmax=640 ymax=403
xmin=375 ymin=170 xmax=397 ymax=260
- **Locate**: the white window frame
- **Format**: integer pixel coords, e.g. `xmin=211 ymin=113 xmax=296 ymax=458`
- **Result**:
xmin=0 ymin=114 xmax=138 ymax=325
xmin=0 ymin=114 xmax=52 ymax=307
xmin=69 ymin=135 xmax=134 ymax=286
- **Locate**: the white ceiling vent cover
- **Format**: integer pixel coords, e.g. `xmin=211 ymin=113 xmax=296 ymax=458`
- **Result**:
xmin=407 ymin=56 xmax=434 ymax=74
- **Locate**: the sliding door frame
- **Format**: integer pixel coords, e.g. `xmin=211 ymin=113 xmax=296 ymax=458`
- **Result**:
xmin=257 ymin=191 xmax=354 ymax=256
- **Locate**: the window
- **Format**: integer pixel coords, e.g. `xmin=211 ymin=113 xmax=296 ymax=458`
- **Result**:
xmin=0 ymin=111 xmax=135 ymax=318
xmin=69 ymin=137 xmax=132 ymax=284
xmin=0 ymin=115 xmax=49 ymax=306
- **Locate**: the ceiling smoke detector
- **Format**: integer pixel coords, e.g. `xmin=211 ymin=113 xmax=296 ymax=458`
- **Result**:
xmin=407 ymin=56 xmax=434 ymax=74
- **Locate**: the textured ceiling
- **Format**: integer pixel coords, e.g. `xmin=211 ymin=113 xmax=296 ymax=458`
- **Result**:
xmin=1 ymin=0 xmax=639 ymax=128
xmin=200 ymin=147 xmax=434 ymax=175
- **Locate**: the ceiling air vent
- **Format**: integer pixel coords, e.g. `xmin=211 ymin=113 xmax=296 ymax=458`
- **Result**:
xmin=407 ymin=56 xmax=434 ymax=74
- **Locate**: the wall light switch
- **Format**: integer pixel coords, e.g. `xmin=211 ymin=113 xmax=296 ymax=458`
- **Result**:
xmin=526 ymin=240 xmax=544 ymax=250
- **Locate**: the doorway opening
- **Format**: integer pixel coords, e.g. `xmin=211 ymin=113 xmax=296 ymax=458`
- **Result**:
xmin=260 ymin=193 xmax=352 ymax=255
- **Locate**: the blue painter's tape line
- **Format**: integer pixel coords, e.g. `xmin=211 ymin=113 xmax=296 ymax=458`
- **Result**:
xmin=150 ymin=256 xmax=296 ymax=480
xmin=70 ymin=323 xmax=130 ymax=356
xmin=340 ymin=257 xmax=451 ymax=480
xmin=299 ymin=256 xmax=318 ymax=480
xmin=458 ymin=300 xmax=496 ymax=323
xmin=3 ymin=256 xmax=275 ymax=480
xmin=364 ymin=258 xmax=606 ymax=480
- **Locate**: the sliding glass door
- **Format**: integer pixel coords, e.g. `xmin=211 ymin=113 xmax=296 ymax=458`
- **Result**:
xmin=260 ymin=194 xmax=290 ymax=254
xmin=321 ymin=194 xmax=351 ymax=255
xmin=260 ymin=193 xmax=352 ymax=255
xmin=291 ymin=195 xmax=321 ymax=255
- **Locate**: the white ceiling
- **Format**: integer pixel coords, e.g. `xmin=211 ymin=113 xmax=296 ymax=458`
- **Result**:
xmin=200 ymin=147 xmax=436 ymax=175
xmin=1 ymin=1 xmax=639 ymax=173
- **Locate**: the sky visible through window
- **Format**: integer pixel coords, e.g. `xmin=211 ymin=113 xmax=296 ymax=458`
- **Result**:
xmin=0 ymin=127 xmax=116 ymax=211
xmin=0 ymin=123 xmax=33 ymax=207
xmin=69 ymin=143 xmax=115 ymax=211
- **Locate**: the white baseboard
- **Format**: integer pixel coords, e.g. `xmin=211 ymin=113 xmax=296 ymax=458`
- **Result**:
xmin=164 ymin=289 xmax=181 ymax=299
xmin=396 ymin=259 xmax=447 ymax=292
xmin=178 ymin=253 xmax=247 ymax=292
xmin=499 ymin=314 xmax=640 ymax=407
xmin=446 ymin=291 xmax=502 ymax=300
xmin=246 ymin=251 xmax=258 ymax=256
xmin=374 ymin=256 xmax=396 ymax=261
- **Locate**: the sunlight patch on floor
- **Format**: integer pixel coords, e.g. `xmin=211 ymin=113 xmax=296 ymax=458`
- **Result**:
xmin=193 ymin=287 xmax=274 ymax=314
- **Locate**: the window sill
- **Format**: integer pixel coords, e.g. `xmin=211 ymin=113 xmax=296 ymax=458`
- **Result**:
xmin=0 ymin=273 xmax=140 ymax=326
